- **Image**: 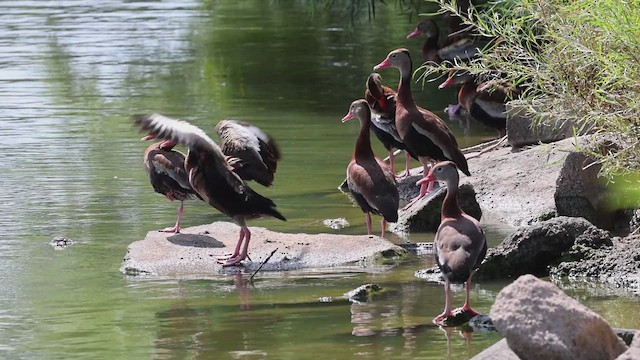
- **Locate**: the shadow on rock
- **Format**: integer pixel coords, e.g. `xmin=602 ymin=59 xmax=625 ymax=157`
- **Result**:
xmin=167 ymin=233 xmax=225 ymax=248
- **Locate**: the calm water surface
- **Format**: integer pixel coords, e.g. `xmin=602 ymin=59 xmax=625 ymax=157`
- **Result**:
xmin=0 ymin=1 xmax=638 ymax=359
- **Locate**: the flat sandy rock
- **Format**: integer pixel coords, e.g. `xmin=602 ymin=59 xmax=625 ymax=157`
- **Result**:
xmin=120 ymin=221 xmax=407 ymax=276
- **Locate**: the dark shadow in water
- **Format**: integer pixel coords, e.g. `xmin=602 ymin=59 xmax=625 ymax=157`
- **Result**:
xmin=167 ymin=233 xmax=225 ymax=248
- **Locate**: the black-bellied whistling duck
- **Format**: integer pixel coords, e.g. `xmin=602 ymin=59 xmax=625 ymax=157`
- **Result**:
xmin=142 ymin=140 xmax=202 ymax=233
xmin=364 ymin=73 xmax=417 ymax=178
xmin=406 ymin=19 xmax=482 ymax=64
xmin=134 ymin=114 xmax=286 ymax=267
xmin=215 ymin=119 xmax=281 ymax=187
xmin=439 ymin=71 xmax=520 ymax=138
xmin=417 ymin=161 xmax=486 ymax=326
xmin=342 ymin=99 xmax=399 ymax=238
xmin=373 ymin=48 xmax=470 ymax=205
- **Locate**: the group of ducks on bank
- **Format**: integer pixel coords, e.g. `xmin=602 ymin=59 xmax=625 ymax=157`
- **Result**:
xmin=134 ymin=16 xmax=510 ymax=325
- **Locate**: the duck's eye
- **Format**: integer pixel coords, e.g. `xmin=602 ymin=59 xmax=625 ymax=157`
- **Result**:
xmin=391 ymin=53 xmax=397 ymax=58
xmin=436 ymin=167 xmax=443 ymax=172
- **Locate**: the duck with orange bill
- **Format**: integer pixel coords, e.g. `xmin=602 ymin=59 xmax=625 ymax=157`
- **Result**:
xmin=342 ymin=99 xmax=399 ymax=239
xmin=373 ymin=48 xmax=470 ymax=208
xmin=364 ymin=72 xmax=418 ymax=178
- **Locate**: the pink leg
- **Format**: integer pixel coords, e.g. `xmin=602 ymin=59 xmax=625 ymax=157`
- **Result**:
xmin=403 ymin=151 xmax=412 ymax=178
xmin=388 ymin=149 xmax=397 ymax=177
xmin=220 ymin=227 xmax=252 ymax=267
xmin=365 ymin=212 xmax=372 ymax=236
xmin=401 ymin=165 xmax=434 ymax=210
xmin=159 ymin=201 xmax=184 ymax=233
xmin=380 ymin=218 xmax=387 ymax=239
xmin=218 ymin=227 xmax=246 ymax=261
xmin=456 ymin=274 xmax=480 ymax=317
xmin=433 ymin=279 xmax=452 ymax=325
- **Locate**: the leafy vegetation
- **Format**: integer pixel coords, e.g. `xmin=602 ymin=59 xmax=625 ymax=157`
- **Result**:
xmin=415 ymin=0 xmax=640 ymax=189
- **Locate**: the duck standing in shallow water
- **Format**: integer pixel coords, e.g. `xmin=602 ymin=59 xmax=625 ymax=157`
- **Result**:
xmin=364 ymin=72 xmax=417 ymax=178
xmin=342 ymin=99 xmax=399 ymax=238
xmin=373 ymin=48 xmax=470 ymax=205
xmin=142 ymin=139 xmax=202 ymax=233
xmin=417 ymin=161 xmax=486 ymax=326
xmin=134 ymin=114 xmax=286 ymax=267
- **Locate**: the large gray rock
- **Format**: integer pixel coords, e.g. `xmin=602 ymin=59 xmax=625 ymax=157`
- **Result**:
xmin=491 ymin=274 xmax=628 ymax=360
xmin=555 ymin=152 xmax=611 ymax=228
xmin=551 ymin=233 xmax=640 ymax=294
xmin=391 ymin=183 xmax=482 ymax=234
xmin=476 ymin=216 xmax=608 ymax=279
xmin=471 ymin=327 xmax=636 ymax=360
xmin=506 ymin=104 xmax=582 ymax=147
xmin=121 ymin=222 xmax=407 ymax=276
xmin=471 ymin=339 xmax=520 ymax=360
xmin=458 ymin=137 xmax=581 ymax=227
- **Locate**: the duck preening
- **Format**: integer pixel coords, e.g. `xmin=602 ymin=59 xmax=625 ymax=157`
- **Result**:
xmin=439 ymin=71 xmax=520 ymax=138
xmin=142 ymin=139 xmax=202 ymax=233
xmin=417 ymin=161 xmax=486 ymax=326
xmin=342 ymin=99 xmax=399 ymax=238
xmin=364 ymin=72 xmax=417 ymax=178
xmin=134 ymin=114 xmax=286 ymax=267
xmin=373 ymin=48 xmax=470 ymax=206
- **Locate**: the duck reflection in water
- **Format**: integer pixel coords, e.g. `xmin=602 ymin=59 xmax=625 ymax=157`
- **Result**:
xmin=233 ymin=271 xmax=252 ymax=311
xmin=441 ymin=326 xmax=473 ymax=359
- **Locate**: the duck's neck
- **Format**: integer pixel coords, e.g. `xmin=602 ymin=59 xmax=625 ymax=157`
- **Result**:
xmin=441 ymin=177 xmax=463 ymax=220
xmin=397 ymin=61 xmax=417 ymax=110
xmin=458 ymin=81 xmax=477 ymax=110
xmin=422 ymin=31 xmax=440 ymax=62
xmin=354 ymin=117 xmax=374 ymax=159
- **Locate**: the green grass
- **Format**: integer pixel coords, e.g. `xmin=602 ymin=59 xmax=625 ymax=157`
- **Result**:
xmin=414 ymin=0 xmax=640 ymax=196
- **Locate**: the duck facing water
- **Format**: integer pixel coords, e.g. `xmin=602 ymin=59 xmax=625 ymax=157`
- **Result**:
xmin=342 ymin=99 xmax=399 ymax=238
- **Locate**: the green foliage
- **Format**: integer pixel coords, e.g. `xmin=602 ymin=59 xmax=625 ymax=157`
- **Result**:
xmin=417 ymin=0 xmax=640 ymax=183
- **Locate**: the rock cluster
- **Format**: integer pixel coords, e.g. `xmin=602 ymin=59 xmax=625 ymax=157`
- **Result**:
xmin=470 ymin=274 xmax=638 ymax=360
xmin=475 ymin=216 xmax=607 ymax=279
xmin=491 ymin=275 xmax=628 ymax=360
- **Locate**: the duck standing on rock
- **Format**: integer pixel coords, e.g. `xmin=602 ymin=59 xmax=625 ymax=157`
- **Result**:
xmin=417 ymin=161 xmax=486 ymax=326
xmin=373 ymin=48 xmax=470 ymax=206
xmin=342 ymin=99 xmax=399 ymax=238
xmin=134 ymin=114 xmax=286 ymax=267
xmin=142 ymin=139 xmax=202 ymax=233
xmin=364 ymin=72 xmax=417 ymax=178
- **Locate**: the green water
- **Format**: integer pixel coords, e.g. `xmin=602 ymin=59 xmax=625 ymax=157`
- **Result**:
xmin=0 ymin=1 xmax=637 ymax=359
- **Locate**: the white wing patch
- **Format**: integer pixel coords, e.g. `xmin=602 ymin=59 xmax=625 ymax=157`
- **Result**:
xmin=217 ymin=119 xmax=262 ymax=153
xmin=145 ymin=113 xmax=220 ymax=152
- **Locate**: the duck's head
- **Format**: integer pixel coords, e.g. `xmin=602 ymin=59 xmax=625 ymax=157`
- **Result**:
xmin=406 ymin=19 xmax=438 ymax=39
xmin=438 ymin=70 xmax=475 ymax=89
xmin=373 ymin=48 xmax=411 ymax=73
xmin=417 ymin=161 xmax=460 ymax=191
xmin=341 ymin=99 xmax=370 ymax=124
